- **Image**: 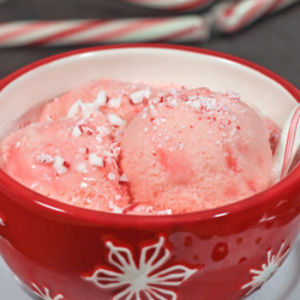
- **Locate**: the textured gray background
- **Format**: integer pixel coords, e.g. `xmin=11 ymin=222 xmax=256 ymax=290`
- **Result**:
xmin=0 ymin=0 xmax=299 ymax=88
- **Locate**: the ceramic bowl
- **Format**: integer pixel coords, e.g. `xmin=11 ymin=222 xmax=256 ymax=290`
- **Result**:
xmin=0 ymin=45 xmax=300 ymax=300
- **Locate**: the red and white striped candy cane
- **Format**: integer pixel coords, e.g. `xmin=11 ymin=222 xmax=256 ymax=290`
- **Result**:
xmin=0 ymin=0 xmax=297 ymax=47
xmin=273 ymin=104 xmax=300 ymax=181
xmin=123 ymin=0 xmax=215 ymax=11
xmin=0 ymin=16 xmax=211 ymax=47
xmin=213 ymin=0 xmax=300 ymax=33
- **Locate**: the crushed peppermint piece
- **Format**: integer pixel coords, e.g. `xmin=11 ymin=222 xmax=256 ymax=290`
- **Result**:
xmin=72 ymin=126 xmax=83 ymax=137
xmin=81 ymin=126 xmax=93 ymax=135
xmin=36 ymin=153 xmax=54 ymax=164
xmin=15 ymin=141 xmax=21 ymax=148
xmin=115 ymin=195 xmax=121 ymax=201
xmin=178 ymin=142 xmax=184 ymax=150
xmin=53 ymin=156 xmax=64 ymax=169
xmin=108 ymin=172 xmax=116 ymax=181
xmin=89 ymin=153 xmax=104 ymax=167
xmin=107 ymin=97 xmax=121 ymax=108
xmin=106 ymin=158 xmax=118 ymax=169
xmin=77 ymin=163 xmax=88 ymax=173
xmin=81 ymin=182 xmax=88 ymax=188
xmin=188 ymin=95 xmax=200 ymax=101
xmin=94 ymin=89 xmax=107 ymax=107
xmin=206 ymin=99 xmax=217 ymax=111
xmin=96 ymin=126 xmax=110 ymax=140
xmin=108 ymin=201 xmax=123 ymax=213
xmin=167 ymin=99 xmax=178 ymax=108
xmin=119 ymin=185 xmax=128 ymax=196
xmin=120 ymin=173 xmax=129 ymax=182
xmin=107 ymin=114 xmax=127 ymax=127
xmin=67 ymin=99 xmax=82 ymax=118
xmin=111 ymin=144 xmax=121 ymax=157
xmin=97 ymin=126 xmax=110 ymax=134
xmin=46 ymin=115 xmax=53 ymax=122
xmin=53 ymin=156 xmax=69 ymax=175
xmin=30 ymin=183 xmax=37 ymax=189
xmin=130 ymin=88 xmax=151 ymax=105
xmin=157 ymin=209 xmax=173 ymax=215
xmin=80 ymin=103 xmax=96 ymax=119
xmin=153 ymin=118 xmax=161 ymax=126
xmin=95 ymin=135 xmax=103 ymax=142
xmin=186 ymin=100 xmax=201 ymax=109
xmin=131 ymin=205 xmax=153 ymax=214
xmin=85 ymin=198 xmax=92 ymax=204
xmin=226 ymin=90 xmax=240 ymax=100
xmin=103 ymin=150 xmax=114 ymax=158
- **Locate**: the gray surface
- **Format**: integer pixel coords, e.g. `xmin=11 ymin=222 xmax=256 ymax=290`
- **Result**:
xmin=0 ymin=1 xmax=300 ymax=299
xmin=0 ymin=0 xmax=299 ymax=88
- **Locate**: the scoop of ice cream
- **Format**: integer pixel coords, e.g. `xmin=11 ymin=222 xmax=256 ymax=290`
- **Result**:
xmin=39 ymin=78 xmax=174 ymax=124
xmin=121 ymin=88 xmax=274 ymax=213
xmin=0 ymin=114 xmax=129 ymax=211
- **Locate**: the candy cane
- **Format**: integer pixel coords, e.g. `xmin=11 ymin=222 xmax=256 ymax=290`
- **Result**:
xmin=124 ymin=0 xmax=215 ymax=11
xmin=213 ymin=0 xmax=300 ymax=33
xmin=273 ymin=104 xmax=300 ymax=181
xmin=0 ymin=0 xmax=298 ymax=47
xmin=0 ymin=16 xmax=211 ymax=47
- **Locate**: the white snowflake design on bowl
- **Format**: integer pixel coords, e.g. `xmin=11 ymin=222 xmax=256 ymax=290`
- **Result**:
xmin=0 ymin=212 xmax=5 ymax=227
xmin=86 ymin=236 xmax=197 ymax=300
xmin=32 ymin=283 xmax=64 ymax=300
xmin=242 ymin=241 xmax=290 ymax=295
xmin=0 ymin=214 xmax=6 ymax=239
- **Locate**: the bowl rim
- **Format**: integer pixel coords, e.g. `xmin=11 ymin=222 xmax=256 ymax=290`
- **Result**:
xmin=0 ymin=43 xmax=300 ymax=225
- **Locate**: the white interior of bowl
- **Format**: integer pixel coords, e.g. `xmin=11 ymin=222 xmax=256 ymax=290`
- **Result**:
xmin=0 ymin=47 xmax=297 ymax=133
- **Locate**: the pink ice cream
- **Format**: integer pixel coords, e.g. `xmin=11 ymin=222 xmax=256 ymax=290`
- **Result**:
xmin=0 ymin=79 xmax=174 ymax=212
xmin=39 ymin=78 xmax=175 ymax=123
xmin=0 ymin=114 xmax=129 ymax=211
xmin=0 ymin=79 xmax=277 ymax=214
xmin=121 ymin=88 xmax=274 ymax=213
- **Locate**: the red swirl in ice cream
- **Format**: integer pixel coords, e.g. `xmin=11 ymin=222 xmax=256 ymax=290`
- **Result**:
xmin=0 ymin=79 xmax=279 ymax=214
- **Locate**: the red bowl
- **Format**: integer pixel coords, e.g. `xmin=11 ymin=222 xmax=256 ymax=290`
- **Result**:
xmin=0 ymin=44 xmax=300 ymax=300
